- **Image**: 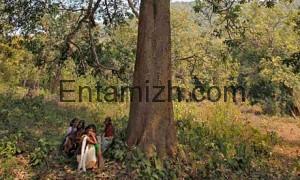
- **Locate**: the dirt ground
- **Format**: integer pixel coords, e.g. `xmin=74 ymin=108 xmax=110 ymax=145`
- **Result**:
xmin=246 ymin=115 xmax=300 ymax=158
xmin=242 ymin=111 xmax=300 ymax=178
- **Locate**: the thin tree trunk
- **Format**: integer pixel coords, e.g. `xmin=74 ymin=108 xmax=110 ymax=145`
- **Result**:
xmin=50 ymin=64 xmax=62 ymax=93
xmin=126 ymin=0 xmax=177 ymax=158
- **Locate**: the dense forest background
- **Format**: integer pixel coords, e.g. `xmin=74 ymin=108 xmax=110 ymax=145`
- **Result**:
xmin=0 ymin=0 xmax=300 ymax=179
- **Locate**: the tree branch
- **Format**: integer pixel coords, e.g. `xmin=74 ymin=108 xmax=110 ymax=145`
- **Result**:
xmin=174 ymin=55 xmax=198 ymax=61
xmin=88 ymin=23 xmax=118 ymax=71
xmin=104 ymin=0 xmax=113 ymax=25
xmin=127 ymin=0 xmax=139 ymax=17
xmin=60 ymin=0 xmax=102 ymax=63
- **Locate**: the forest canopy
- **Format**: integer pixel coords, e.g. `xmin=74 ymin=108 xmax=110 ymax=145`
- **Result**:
xmin=1 ymin=0 xmax=299 ymax=115
xmin=0 ymin=0 xmax=300 ymax=179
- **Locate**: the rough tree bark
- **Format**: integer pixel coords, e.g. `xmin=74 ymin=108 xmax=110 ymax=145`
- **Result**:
xmin=126 ymin=0 xmax=177 ymax=158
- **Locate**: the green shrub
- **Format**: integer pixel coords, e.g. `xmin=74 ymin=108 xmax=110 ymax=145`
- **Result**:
xmin=0 ymin=132 xmax=23 ymax=158
xmin=30 ymin=138 xmax=57 ymax=167
xmin=177 ymin=104 xmax=278 ymax=178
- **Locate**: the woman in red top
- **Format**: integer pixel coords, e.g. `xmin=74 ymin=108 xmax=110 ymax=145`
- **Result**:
xmin=102 ymin=117 xmax=114 ymax=152
xmin=104 ymin=117 xmax=114 ymax=137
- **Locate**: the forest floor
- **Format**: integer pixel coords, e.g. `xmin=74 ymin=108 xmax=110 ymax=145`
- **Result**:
xmin=246 ymin=113 xmax=300 ymax=176
xmin=0 ymin=87 xmax=299 ymax=179
xmin=11 ymin=105 xmax=300 ymax=179
xmin=48 ymin=115 xmax=300 ymax=179
xmin=247 ymin=115 xmax=300 ymax=160
xmin=27 ymin=111 xmax=300 ymax=180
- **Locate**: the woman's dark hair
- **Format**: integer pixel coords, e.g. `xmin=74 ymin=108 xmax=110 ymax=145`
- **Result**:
xmin=104 ymin=117 xmax=112 ymax=124
xmin=70 ymin=118 xmax=79 ymax=127
xmin=77 ymin=120 xmax=85 ymax=129
xmin=85 ymin=124 xmax=97 ymax=133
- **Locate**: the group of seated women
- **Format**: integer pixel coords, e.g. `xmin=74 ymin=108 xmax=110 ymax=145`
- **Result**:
xmin=62 ymin=117 xmax=114 ymax=172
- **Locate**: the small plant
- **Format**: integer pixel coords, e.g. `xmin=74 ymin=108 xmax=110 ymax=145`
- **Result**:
xmin=125 ymin=149 xmax=172 ymax=179
xmin=106 ymin=138 xmax=127 ymax=161
xmin=30 ymin=138 xmax=56 ymax=167
xmin=0 ymin=132 xmax=23 ymax=158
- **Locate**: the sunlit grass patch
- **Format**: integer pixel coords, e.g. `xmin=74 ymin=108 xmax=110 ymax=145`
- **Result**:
xmin=176 ymin=102 xmax=280 ymax=178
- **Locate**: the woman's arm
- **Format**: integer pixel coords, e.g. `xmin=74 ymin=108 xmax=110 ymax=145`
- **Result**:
xmin=86 ymin=135 xmax=97 ymax=144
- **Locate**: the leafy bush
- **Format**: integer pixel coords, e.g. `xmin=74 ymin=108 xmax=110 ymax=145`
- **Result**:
xmin=0 ymin=132 xmax=23 ymax=158
xmin=30 ymin=138 xmax=57 ymax=167
xmin=105 ymin=103 xmax=279 ymax=179
xmin=177 ymin=104 xmax=279 ymax=178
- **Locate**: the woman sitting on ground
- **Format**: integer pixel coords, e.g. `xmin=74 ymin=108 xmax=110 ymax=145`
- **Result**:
xmin=77 ymin=124 xmax=104 ymax=172
xmin=67 ymin=118 xmax=79 ymax=135
xmin=62 ymin=118 xmax=79 ymax=156
xmin=102 ymin=117 xmax=115 ymax=152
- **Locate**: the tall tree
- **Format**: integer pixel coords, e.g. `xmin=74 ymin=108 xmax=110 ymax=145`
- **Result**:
xmin=126 ymin=0 xmax=177 ymax=158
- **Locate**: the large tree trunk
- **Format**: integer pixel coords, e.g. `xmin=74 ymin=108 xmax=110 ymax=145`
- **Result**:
xmin=126 ymin=0 xmax=177 ymax=158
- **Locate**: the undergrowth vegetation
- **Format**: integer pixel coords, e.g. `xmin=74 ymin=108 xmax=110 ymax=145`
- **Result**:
xmin=105 ymin=103 xmax=288 ymax=179
xmin=0 ymin=87 xmax=298 ymax=179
